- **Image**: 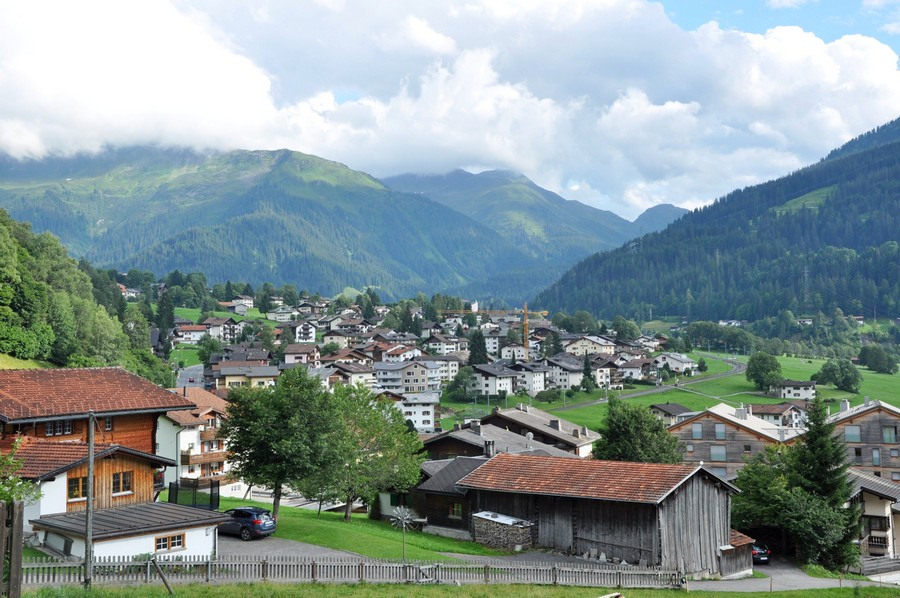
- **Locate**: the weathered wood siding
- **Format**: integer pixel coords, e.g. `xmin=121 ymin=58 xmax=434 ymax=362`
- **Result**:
xmin=8 ymin=414 xmax=159 ymax=454
xmin=720 ymin=544 xmax=753 ymax=578
xmin=420 ymin=493 xmax=471 ymax=530
xmin=65 ymin=454 xmax=157 ymax=513
xmin=573 ymin=499 xmax=658 ymax=564
xmin=472 ymin=491 xmax=657 ymax=562
xmin=425 ymin=438 xmax=484 ymax=460
xmin=657 ymin=473 xmax=731 ymax=576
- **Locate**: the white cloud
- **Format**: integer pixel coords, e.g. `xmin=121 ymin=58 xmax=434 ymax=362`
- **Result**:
xmin=1 ymin=0 xmax=900 ymax=220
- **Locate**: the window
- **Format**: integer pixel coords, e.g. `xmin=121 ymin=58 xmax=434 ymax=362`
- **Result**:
xmin=112 ymin=471 xmax=133 ymax=494
xmin=743 ymin=444 xmax=752 ymax=453
xmin=714 ymin=423 xmax=726 ymax=440
xmin=854 ymin=447 xmax=863 ymax=465
xmin=845 ymin=425 xmax=861 ymax=443
xmin=449 ymin=503 xmax=462 ymax=518
xmin=884 ymin=426 xmax=897 ymax=444
xmin=709 ymin=467 xmax=728 ymax=477
xmin=104 ymin=417 xmax=113 ymax=431
xmin=892 ymin=449 xmax=899 ymax=458
xmin=155 ymin=533 xmax=185 ymax=552
xmin=423 ymin=420 xmax=430 ymax=425
xmin=686 ymin=444 xmax=694 ymax=453
xmin=710 ymin=445 xmax=726 ymax=462
xmin=68 ymin=476 xmax=88 ymax=500
xmin=874 ymin=448 xmax=881 ymax=467
xmin=46 ymin=420 xmax=73 ymax=436
xmin=422 ymin=411 xmax=431 ymax=416
xmin=893 ymin=472 xmax=900 ymax=482
xmin=691 ymin=423 xmax=702 ymax=440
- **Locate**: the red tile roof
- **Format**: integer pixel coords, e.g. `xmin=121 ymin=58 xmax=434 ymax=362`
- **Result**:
xmin=165 ymin=387 xmax=228 ymax=427
xmin=457 ymin=453 xmax=703 ymax=504
xmin=4 ymin=436 xmax=172 ymax=480
xmin=730 ymin=529 xmax=755 ymax=548
xmin=0 ymin=368 xmax=195 ymax=422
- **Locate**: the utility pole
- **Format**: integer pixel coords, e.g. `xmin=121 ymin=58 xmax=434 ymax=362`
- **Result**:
xmin=85 ymin=411 xmax=95 ymax=590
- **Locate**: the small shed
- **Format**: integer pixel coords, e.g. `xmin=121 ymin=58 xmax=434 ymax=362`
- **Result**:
xmin=458 ymin=453 xmax=738 ymax=577
xmin=30 ymin=502 xmax=229 ymax=559
xmin=720 ymin=529 xmax=755 ymax=578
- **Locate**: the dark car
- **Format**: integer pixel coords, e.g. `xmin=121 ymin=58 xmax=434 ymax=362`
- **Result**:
xmin=219 ymin=506 xmax=276 ymax=541
xmin=751 ymin=543 xmax=771 ymax=564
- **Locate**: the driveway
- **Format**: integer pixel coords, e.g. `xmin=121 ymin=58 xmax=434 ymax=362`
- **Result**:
xmin=217 ymin=534 xmax=367 ymax=559
xmin=690 ymin=556 xmax=892 ymax=592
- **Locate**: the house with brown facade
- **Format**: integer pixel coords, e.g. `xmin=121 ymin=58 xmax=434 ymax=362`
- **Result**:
xmin=0 ymin=367 xmax=195 ymax=455
xmin=667 ymin=403 xmax=803 ymax=479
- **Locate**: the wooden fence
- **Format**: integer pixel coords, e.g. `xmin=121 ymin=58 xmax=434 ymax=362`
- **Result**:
xmin=22 ymin=555 xmax=681 ymax=589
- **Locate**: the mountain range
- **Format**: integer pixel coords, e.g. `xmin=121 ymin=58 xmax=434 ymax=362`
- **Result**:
xmin=535 ymin=116 xmax=900 ymax=322
xmin=0 ymin=148 xmax=683 ymax=303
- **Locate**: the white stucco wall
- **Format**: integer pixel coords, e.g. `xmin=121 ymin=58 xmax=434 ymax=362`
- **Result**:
xmin=46 ymin=526 xmax=220 ymax=559
xmin=157 ymin=416 xmax=183 ymax=486
xmin=25 ymin=476 xmax=67 ymax=532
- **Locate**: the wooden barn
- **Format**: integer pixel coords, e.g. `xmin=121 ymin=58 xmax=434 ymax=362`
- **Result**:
xmin=458 ymin=453 xmax=740 ymax=578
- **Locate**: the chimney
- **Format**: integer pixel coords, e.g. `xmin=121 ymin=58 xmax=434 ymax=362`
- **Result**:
xmin=550 ymin=419 xmax=561 ymax=430
xmin=864 ymin=396 xmax=871 ymax=406
xmin=840 ymin=399 xmax=850 ymax=412
xmin=573 ymin=428 xmax=581 ymax=438
xmin=484 ymin=439 xmax=495 ymax=458
xmin=735 ymin=407 xmax=747 ymax=420
xmin=183 ymin=386 xmax=188 ymax=397
xmin=516 ymin=403 xmax=525 ymax=411
xmin=471 ymin=421 xmax=482 ymax=436
xmin=747 ymin=404 xmax=752 ymax=416
xmin=581 ymin=425 xmax=588 ymax=437
xmin=453 ymin=423 xmax=462 ymax=431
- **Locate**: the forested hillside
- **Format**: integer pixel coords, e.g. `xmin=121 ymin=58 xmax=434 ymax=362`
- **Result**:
xmin=535 ymin=125 xmax=900 ymax=322
xmin=0 ymin=209 xmax=171 ymax=383
xmin=382 ymin=169 xmax=687 ymax=265
xmin=3 ymin=147 xmax=683 ymax=304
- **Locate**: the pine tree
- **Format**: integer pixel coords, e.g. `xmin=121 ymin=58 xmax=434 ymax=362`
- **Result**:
xmin=468 ymin=330 xmax=488 ymax=365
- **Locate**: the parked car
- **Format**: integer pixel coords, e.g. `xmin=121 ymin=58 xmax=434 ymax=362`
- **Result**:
xmin=219 ymin=506 xmax=276 ymax=541
xmin=751 ymin=543 xmax=771 ymax=564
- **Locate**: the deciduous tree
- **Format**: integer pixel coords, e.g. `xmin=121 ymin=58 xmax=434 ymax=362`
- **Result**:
xmin=592 ymin=398 xmax=683 ymax=463
xmin=330 ymin=384 xmax=424 ymax=521
xmin=745 ymin=352 xmax=782 ymax=391
xmin=218 ymin=367 xmax=340 ymax=521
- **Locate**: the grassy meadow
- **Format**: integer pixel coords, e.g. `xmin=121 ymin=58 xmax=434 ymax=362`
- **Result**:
xmin=545 ymin=352 xmax=900 ymax=432
xmin=215 ymin=496 xmax=504 ymax=562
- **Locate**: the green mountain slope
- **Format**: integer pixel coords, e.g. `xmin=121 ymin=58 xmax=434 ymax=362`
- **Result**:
xmin=381 ymin=170 xmax=684 ymax=264
xmin=535 ymin=121 xmax=900 ymax=321
xmin=0 ymin=147 xmax=541 ymax=301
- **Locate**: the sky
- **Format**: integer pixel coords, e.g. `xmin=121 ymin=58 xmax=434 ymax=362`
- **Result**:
xmin=2 ymin=1 xmax=900 ymax=220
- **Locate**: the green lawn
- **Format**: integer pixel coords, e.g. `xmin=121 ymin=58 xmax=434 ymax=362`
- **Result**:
xmin=170 ymin=345 xmax=202 ymax=367
xmin=547 ymin=352 xmax=900 ymax=431
xmin=217 ymin=497 xmax=505 ymax=562
xmin=0 ymin=354 xmax=54 ymax=370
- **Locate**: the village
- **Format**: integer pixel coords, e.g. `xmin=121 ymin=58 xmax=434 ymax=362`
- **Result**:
xmin=2 ymin=289 xmax=900 ymax=593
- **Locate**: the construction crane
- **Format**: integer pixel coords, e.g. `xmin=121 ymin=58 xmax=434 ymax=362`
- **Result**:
xmin=440 ymin=303 xmax=549 ymax=342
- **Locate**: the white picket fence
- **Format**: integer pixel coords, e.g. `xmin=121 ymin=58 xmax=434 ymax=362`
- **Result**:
xmin=22 ymin=555 xmax=681 ymax=589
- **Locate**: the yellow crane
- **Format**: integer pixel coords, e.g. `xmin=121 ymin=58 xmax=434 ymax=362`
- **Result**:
xmin=440 ymin=303 xmax=549 ymax=342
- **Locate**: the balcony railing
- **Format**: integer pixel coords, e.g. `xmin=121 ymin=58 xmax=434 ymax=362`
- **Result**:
xmin=199 ymin=428 xmax=220 ymax=442
xmin=180 ymin=449 xmax=228 ymax=465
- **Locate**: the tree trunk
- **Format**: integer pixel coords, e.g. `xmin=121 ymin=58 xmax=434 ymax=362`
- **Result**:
xmin=344 ymin=493 xmax=353 ymax=522
xmin=272 ymin=485 xmax=282 ymax=521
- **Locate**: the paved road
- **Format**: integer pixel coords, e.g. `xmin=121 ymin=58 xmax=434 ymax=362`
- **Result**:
xmin=174 ymin=363 xmax=204 ymax=388
xmin=690 ymin=556 xmax=894 ymax=592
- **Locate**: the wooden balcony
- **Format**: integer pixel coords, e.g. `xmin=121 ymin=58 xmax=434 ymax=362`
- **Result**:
xmin=199 ymin=428 xmax=221 ymax=442
xmin=181 ymin=449 xmax=228 ymax=466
